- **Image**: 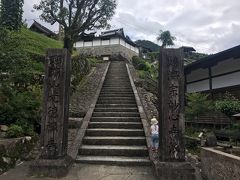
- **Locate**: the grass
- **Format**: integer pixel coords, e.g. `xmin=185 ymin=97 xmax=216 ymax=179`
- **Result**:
xmin=20 ymin=28 xmax=63 ymax=55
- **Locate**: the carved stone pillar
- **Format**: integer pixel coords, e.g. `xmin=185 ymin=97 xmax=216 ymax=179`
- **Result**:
xmin=30 ymin=49 xmax=72 ymax=177
xmin=155 ymin=48 xmax=195 ymax=180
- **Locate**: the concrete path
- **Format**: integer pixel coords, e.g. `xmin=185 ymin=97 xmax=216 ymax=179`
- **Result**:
xmin=0 ymin=162 xmax=157 ymax=180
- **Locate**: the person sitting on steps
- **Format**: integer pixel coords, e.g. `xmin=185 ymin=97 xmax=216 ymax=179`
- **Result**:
xmin=150 ymin=117 xmax=159 ymax=152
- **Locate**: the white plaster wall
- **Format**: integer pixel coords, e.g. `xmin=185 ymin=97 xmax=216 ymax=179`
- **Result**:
xmin=120 ymin=39 xmax=125 ymax=46
xmin=135 ymin=47 xmax=140 ymax=53
xmin=75 ymin=41 xmax=84 ymax=47
xmin=187 ymin=79 xmax=210 ymax=93
xmin=93 ymin=40 xmax=101 ymax=46
xmin=186 ymin=68 xmax=209 ymax=82
xmin=212 ymin=71 xmax=240 ymax=89
xmin=126 ymin=43 xmax=131 ymax=49
xmin=84 ymin=41 xmax=92 ymax=47
xmin=75 ymin=37 xmax=139 ymax=54
xmin=102 ymin=39 xmax=110 ymax=45
xmin=212 ymin=58 xmax=240 ymax=76
xmin=110 ymin=38 xmax=119 ymax=45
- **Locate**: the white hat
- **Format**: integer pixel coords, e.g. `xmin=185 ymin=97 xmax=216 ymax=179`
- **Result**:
xmin=151 ymin=117 xmax=158 ymax=125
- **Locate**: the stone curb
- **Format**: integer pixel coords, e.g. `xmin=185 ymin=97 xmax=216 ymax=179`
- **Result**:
xmin=126 ymin=64 xmax=156 ymax=164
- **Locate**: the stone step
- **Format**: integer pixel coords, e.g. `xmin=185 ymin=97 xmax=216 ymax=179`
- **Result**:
xmin=98 ymin=97 xmax=135 ymax=100
xmin=94 ymin=108 xmax=138 ymax=112
xmin=99 ymin=94 xmax=134 ymax=97
xmin=101 ymin=89 xmax=133 ymax=92
xmin=103 ymin=82 xmax=130 ymax=84
xmin=100 ymin=91 xmax=133 ymax=94
xmin=92 ymin=112 xmax=140 ymax=117
xmin=76 ymin=156 xmax=151 ymax=166
xmin=83 ymin=136 xmax=146 ymax=145
xmin=95 ymin=104 xmax=137 ymax=108
xmin=79 ymin=145 xmax=148 ymax=157
xmin=91 ymin=117 xmax=141 ymax=122
xmin=103 ymin=85 xmax=129 ymax=86
xmin=97 ymin=100 xmax=136 ymax=104
xmin=88 ymin=122 xmax=142 ymax=129
xmin=86 ymin=128 xmax=145 ymax=136
xmin=102 ymin=86 xmax=132 ymax=89
xmin=104 ymin=79 xmax=129 ymax=81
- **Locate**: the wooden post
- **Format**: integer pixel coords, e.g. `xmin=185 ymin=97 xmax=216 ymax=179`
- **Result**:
xmin=30 ymin=49 xmax=72 ymax=177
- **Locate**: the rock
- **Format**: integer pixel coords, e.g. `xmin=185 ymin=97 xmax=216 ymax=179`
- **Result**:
xmin=0 ymin=125 xmax=8 ymax=132
xmin=25 ymin=136 xmax=32 ymax=141
xmin=2 ymin=157 xmax=11 ymax=164
xmin=205 ymin=133 xmax=217 ymax=147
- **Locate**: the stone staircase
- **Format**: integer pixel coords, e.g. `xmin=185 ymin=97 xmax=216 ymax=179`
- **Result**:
xmin=76 ymin=60 xmax=150 ymax=166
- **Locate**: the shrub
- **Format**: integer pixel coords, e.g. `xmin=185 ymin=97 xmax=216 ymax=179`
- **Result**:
xmin=71 ymin=54 xmax=93 ymax=92
xmin=185 ymin=93 xmax=213 ymax=120
xmin=215 ymin=92 xmax=240 ymax=117
xmin=87 ymin=57 xmax=98 ymax=66
xmin=0 ymin=86 xmax=41 ymax=126
xmin=132 ymin=56 xmax=142 ymax=68
xmin=6 ymin=125 xmax=24 ymax=138
xmin=136 ymin=63 xmax=147 ymax=71
xmin=15 ymin=121 xmax=35 ymax=136
xmin=137 ymin=70 xmax=149 ymax=79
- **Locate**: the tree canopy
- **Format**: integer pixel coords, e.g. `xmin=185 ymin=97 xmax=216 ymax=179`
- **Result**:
xmin=0 ymin=0 xmax=24 ymax=31
xmin=34 ymin=0 xmax=117 ymax=52
xmin=135 ymin=40 xmax=160 ymax=52
xmin=157 ymin=30 xmax=176 ymax=48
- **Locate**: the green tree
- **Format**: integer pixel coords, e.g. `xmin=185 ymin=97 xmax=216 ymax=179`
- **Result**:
xmin=157 ymin=30 xmax=176 ymax=48
xmin=0 ymin=0 xmax=24 ymax=30
xmin=185 ymin=93 xmax=213 ymax=120
xmin=34 ymin=0 xmax=117 ymax=53
xmin=215 ymin=92 xmax=240 ymax=117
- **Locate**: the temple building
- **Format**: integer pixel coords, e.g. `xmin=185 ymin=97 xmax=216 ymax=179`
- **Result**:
xmin=30 ymin=20 xmax=57 ymax=38
xmin=74 ymin=28 xmax=139 ymax=61
xmin=185 ymin=45 xmax=240 ymax=99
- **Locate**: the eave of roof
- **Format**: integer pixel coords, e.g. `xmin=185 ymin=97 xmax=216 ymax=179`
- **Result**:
xmin=185 ymin=45 xmax=240 ymax=73
xmin=30 ymin=21 xmax=56 ymax=36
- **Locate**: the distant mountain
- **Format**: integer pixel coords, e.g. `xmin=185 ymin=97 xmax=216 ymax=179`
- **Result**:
xmin=135 ymin=40 xmax=160 ymax=52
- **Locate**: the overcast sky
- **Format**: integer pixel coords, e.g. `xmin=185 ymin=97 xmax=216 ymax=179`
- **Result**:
xmin=23 ymin=0 xmax=240 ymax=54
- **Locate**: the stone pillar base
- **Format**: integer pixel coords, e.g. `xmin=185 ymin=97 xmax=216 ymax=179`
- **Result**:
xmin=29 ymin=156 xmax=73 ymax=178
xmin=154 ymin=161 xmax=195 ymax=180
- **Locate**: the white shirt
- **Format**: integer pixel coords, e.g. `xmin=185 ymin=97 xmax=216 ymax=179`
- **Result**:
xmin=151 ymin=124 xmax=159 ymax=135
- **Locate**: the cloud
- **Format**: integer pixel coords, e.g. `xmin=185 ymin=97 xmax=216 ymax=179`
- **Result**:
xmin=23 ymin=0 xmax=240 ymax=54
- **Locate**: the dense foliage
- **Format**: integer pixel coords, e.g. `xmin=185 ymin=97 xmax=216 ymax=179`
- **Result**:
xmin=0 ymin=0 xmax=24 ymax=30
xmin=132 ymin=56 xmax=158 ymax=79
xmin=6 ymin=125 xmax=24 ymax=138
xmin=185 ymin=93 xmax=213 ymax=120
xmin=215 ymin=92 xmax=240 ymax=117
xmin=0 ymin=28 xmax=62 ymax=136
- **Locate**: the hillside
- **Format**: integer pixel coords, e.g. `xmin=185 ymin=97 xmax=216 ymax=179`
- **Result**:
xmin=135 ymin=40 xmax=160 ymax=52
xmin=184 ymin=52 xmax=209 ymax=65
xmin=20 ymin=28 xmax=63 ymax=55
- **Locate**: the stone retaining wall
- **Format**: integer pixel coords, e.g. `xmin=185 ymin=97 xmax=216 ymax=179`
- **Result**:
xmin=76 ymin=44 xmax=138 ymax=61
xmin=201 ymin=147 xmax=240 ymax=180
xmin=0 ymin=136 xmax=37 ymax=174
